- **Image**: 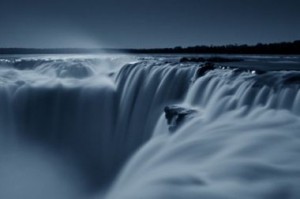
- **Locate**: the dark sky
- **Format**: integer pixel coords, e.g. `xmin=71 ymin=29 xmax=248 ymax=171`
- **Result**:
xmin=0 ymin=0 xmax=299 ymax=48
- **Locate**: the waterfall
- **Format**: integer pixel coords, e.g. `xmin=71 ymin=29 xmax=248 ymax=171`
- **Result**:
xmin=0 ymin=56 xmax=195 ymax=192
xmin=107 ymin=63 xmax=300 ymax=199
xmin=0 ymin=55 xmax=299 ymax=199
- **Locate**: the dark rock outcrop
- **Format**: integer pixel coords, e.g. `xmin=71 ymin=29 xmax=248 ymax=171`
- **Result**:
xmin=180 ymin=57 xmax=243 ymax=63
xmin=196 ymin=62 xmax=215 ymax=78
xmin=207 ymin=57 xmax=243 ymax=63
xmin=225 ymin=66 xmax=267 ymax=75
xmin=284 ymin=74 xmax=300 ymax=84
xmin=164 ymin=105 xmax=198 ymax=132
xmin=180 ymin=57 xmax=206 ymax=63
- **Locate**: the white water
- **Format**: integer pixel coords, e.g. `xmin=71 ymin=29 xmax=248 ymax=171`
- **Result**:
xmin=0 ymin=55 xmax=299 ymax=198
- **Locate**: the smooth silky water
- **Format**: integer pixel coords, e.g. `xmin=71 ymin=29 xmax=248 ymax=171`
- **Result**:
xmin=0 ymin=54 xmax=299 ymax=199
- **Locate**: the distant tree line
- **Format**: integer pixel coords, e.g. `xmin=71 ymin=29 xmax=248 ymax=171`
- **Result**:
xmin=124 ymin=40 xmax=300 ymax=54
xmin=0 ymin=40 xmax=299 ymax=55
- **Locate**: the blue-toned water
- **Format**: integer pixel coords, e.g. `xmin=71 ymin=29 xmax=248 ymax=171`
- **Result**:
xmin=0 ymin=54 xmax=300 ymax=198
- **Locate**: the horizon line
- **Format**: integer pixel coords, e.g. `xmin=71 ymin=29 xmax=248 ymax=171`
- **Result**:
xmin=0 ymin=40 xmax=299 ymax=50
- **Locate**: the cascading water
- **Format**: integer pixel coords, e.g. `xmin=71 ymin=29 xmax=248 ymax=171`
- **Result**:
xmin=0 ymin=55 xmax=299 ymax=199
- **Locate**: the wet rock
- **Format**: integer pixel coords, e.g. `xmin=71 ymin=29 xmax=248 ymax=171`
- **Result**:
xmin=232 ymin=68 xmax=246 ymax=74
xmin=164 ymin=105 xmax=198 ymax=132
xmin=231 ymin=67 xmax=267 ymax=75
xmin=206 ymin=57 xmax=243 ymax=63
xmin=108 ymin=72 xmax=115 ymax=77
xmin=253 ymin=69 xmax=267 ymax=75
xmin=180 ymin=57 xmax=206 ymax=63
xmin=196 ymin=62 xmax=215 ymax=78
xmin=179 ymin=57 xmax=189 ymax=63
xmin=180 ymin=57 xmax=243 ymax=63
xmin=284 ymin=74 xmax=300 ymax=84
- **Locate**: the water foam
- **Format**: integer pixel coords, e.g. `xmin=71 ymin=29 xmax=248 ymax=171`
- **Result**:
xmin=0 ymin=55 xmax=299 ymax=198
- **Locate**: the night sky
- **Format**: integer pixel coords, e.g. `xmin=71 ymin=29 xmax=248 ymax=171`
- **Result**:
xmin=0 ymin=0 xmax=299 ymax=48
